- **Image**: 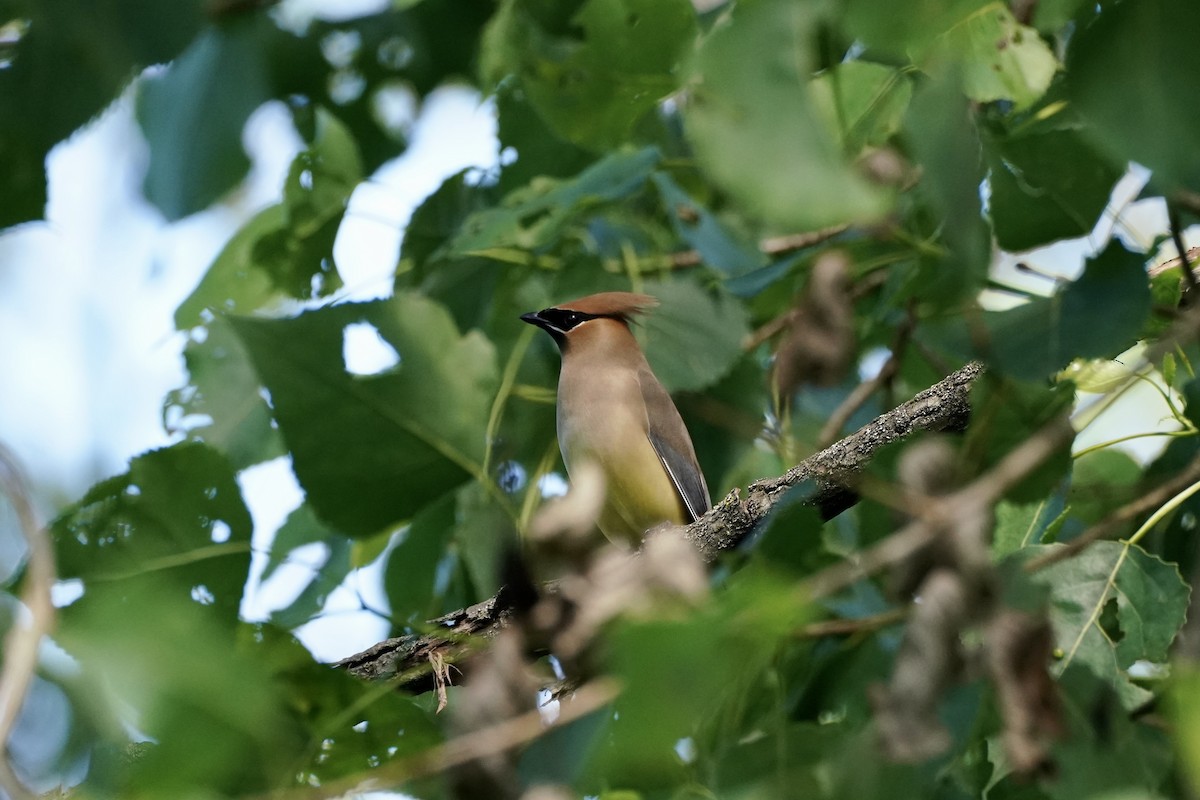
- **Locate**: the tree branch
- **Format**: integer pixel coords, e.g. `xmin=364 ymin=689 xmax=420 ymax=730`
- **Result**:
xmin=335 ymin=361 xmax=985 ymax=683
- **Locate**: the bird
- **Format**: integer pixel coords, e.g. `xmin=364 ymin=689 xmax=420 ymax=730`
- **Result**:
xmin=521 ymin=291 xmax=711 ymax=546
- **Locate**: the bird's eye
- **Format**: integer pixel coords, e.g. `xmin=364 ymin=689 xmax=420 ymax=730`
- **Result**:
xmin=565 ymin=312 xmax=581 ymax=325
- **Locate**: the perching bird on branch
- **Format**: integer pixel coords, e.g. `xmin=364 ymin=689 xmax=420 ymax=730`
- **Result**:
xmin=522 ymin=292 xmax=711 ymax=546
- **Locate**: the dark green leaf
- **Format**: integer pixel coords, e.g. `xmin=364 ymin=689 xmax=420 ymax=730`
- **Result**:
xmin=1067 ymin=0 xmax=1200 ymax=194
xmin=962 ymin=378 xmax=1074 ymax=503
xmin=384 ymin=492 xmax=455 ymax=624
xmin=449 ymin=146 xmax=659 ymax=256
xmin=986 ymin=127 xmax=1122 ymax=251
xmin=1067 ymin=450 xmax=1141 ymax=525
xmin=0 ymin=0 xmax=206 ymax=228
xmin=230 ymin=293 xmax=498 ymax=536
xmin=926 ymin=241 xmax=1151 ymax=380
xmin=137 ymin=17 xmax=273 ymax=220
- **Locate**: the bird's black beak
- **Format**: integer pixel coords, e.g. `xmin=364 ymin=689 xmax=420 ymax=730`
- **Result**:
xmin=520 ymin=311 xmax=545 ymax=328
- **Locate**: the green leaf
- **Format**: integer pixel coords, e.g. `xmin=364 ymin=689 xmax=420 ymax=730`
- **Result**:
xmin=637 ymin=279 xmax=750 ymax=393
xmin=1028 ymin=541 xmax=1190 ymax=708
xmin=481 ymin=0 xmax=697 ymax=151
xmin=684 ymin=0 xmax=891 ymax=231
xmin=650 ymin=173 xmax=765 ymax=277
xmin=165 ymin=317 xmax=285 ymax=471
xmin=1067 ymin=450 xmax=1141 ymax=525
xmin=265 ymin=504 xmax=354 ymax=630
xmin=1066 ymin=0 xmax=1200 ymax=194
xmin=494 ymin=81 xmax=594 ymax=192
xmin=927 ymin=241 xmax=1151 ymax=380
xmin=963 ymin=377 xmax=1074 ymax=503
xmin=841 ymin=0 xmax=988 ymax=58
xmin=60 ymin=588 xmax=300 ymax=797
xmin=52 ymin=442 xmax=252 ymax=626
xmin=933 ymin=2 xmax=1058 ymax=108
xmin=229 ymin=293 xmax=499 ymax=536
xmin=903 ymin=74 xmax=991 ymax=306
xmin=384 ymin=492 xmax=455 ymax=625
xmin=986 ymin=126 xmax=1122 ymax=251
xmin=0 ymin=0 xmax=206 ymax=228
xmin=137 ymin=17 xmax=273 ymax=220
xmin=993 ymin=494 xmax=1066 ymax=556
xmin=810 ymin=61 xmax=914 ymax=154
xmin=1169 ymin=663 xmax=1200 ymax=797
xmin=449 ymin=146 xmax=660 ymax=255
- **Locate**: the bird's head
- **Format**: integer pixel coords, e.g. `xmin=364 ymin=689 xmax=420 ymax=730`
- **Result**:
xmin=521 ymin=292 xmax=658 ymax=348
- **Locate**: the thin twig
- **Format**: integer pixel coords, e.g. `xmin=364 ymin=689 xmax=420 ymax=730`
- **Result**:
xmin=0 ymin=446 xmax=55 ymax=800
xmin=798 ymin=607 xmax=907 ymax=638
xmin=670 ymin=223 xmax=851 ymax=269
xmin=1169 ymin=205 xmax=1198 ymax=299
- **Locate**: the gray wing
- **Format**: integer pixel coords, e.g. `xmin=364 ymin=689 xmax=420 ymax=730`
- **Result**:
xmin=637 ymin=366 xmax=711 ymax=522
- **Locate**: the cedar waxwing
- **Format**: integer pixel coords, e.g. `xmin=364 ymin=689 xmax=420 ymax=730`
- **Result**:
xmin=521 ymin=292 xmax=711 ymax=545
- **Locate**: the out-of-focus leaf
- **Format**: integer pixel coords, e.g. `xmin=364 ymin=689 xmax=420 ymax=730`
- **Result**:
xmin=1032 ymin=0 xmax=1091 ymax=31
xmin=137 ymin=17 xmax=273 ymax=220
xmin=650 ymin=173 xmax=765 ymax=277
xmin=926 ymin=241 xmax=1151 ymax=380
xmin=986 ymin=126 xmax=1122 ymax=251
xmin=637 ymin=280 xmax=749 ymax=393
xmin=842 ymin=0 xmax=987 ymax=58
xmin=903 ymin=74 xmax=991 ymax=306
xmin=1028 ymin=541 xmax=1189 ymax=708
xmin=164 ymin=317 xmax=285 ymax=471
xmin=1067 ymin=0 xmax=1200 ymax=194
xmin=60 ymin=586 xmax=300 ymax=797
xmin=0 ymin=0 xmax=206 ymax=228
xmin=1038 ymin=666 xmax=1173 ymax=799
xmin=495 ymin=81 xmax=594 ymax=192
xmin=176 ymin=107 xmax=357 ymax=323
xmin=481 ymin=0 xmax=696 ymax=150
xmin=52 ymin=442 xmax=252 ymax=626
xmin=384 ymin=492 xmax=455 ymax=625
xmin=449 ymin=146 xmax=659 ymax=255
xmin=453 ymin=482 xmax=518 ymax=600
xmin=962 ymin=378 xmax=1074 ymax=503
xmin=684 ymin=0 xmax=890 ymax=231
xmin=266 ymin=504 xmax=354 ymax=630
xmin=933 ymin=3 xmax=1057 ymax=108
xmin=993 ymin=493 xmax=1066 ymax=556
xmin=810 ymin=61 xmax=913 ymax=153
xmin=1067 ymin=450 xmax=1141 ymax=525
xmin=230 ymin=293 xmax=498 ymax=536
xmin=1169 ymin=663 xmax=1200 ymax=797
xmin=398 ymin=170 xmax=495 ymax=278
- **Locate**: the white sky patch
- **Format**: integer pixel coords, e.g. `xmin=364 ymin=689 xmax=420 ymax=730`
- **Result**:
xmin=343 ymin=322 xmax=401 ymax=376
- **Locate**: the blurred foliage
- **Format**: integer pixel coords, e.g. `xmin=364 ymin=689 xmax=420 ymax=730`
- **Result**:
xmin=2 ymin=0 xmax=1200 ymax=797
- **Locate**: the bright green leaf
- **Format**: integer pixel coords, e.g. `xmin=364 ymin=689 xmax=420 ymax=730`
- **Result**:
xmin=810 ymin=61 xmax=914 ymax=153
xmin=933 ymin=3 xmax=1058 ymax=108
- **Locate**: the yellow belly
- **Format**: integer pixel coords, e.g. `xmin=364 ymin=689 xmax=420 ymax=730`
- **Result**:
xmin=563 ymin=436 xmax=686 ymax=547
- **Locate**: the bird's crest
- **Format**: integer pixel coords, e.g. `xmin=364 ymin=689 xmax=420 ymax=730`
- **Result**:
xmin=557 ymin=292 xmax=659 ymax=321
